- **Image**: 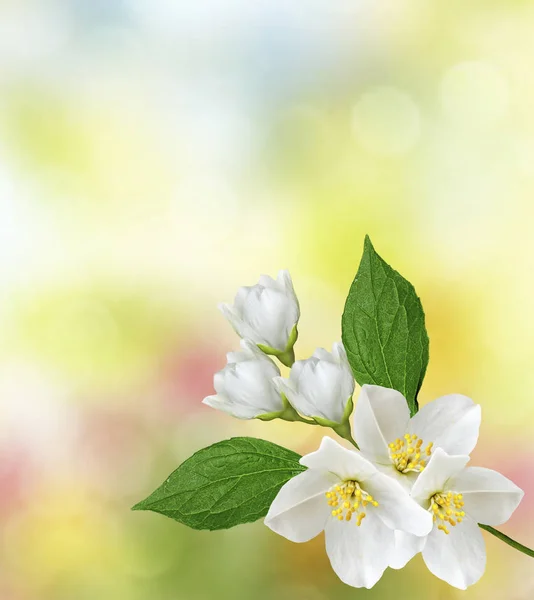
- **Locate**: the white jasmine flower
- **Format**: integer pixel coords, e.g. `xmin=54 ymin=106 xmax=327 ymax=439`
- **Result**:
xmin=202 ymin=339 xmax=285 ymax=419
xmin=264 ymin=437 xmax=433 ymax=589
xmin=219 ymin=270 xmax=300 ymax=365
xmin=353 ymin=384 xmax=481 ymax=487
xmin=390 ymin=448 xmax=524 ymax=589
xmin=273 ymin=342 xmax=355 ymax=426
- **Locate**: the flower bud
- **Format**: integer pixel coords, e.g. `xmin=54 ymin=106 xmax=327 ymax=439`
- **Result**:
xmin=219 ymin=270 xmax=299 ymax=366
xmin=274 ymin=342 xmax=355 ymax=426
xmin=202 ymin=339 xmax=286 ymax=419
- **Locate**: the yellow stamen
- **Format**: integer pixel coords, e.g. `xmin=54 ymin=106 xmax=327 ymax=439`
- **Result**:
xmin=325 ymin=480 xmax=380 ymax=527
xmin=388 ymin=432 xmax=434 ymax=474
xmin=431 ymin=490 xmax=466 ymax=535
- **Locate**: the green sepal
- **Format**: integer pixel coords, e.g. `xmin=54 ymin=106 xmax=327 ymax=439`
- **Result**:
xmin=257 ymin=325 xmax=298 ymax=367
xmin=312 ymin=396 xmax=354 ymax=427
xmin=332 ymin=420 xmax=358 ymax=449
xmin=308 ymin=397 xmax=357 ymax=447
xmin=256 ymin=403 xmax=299 ymax=422
xmin=256 ymin=393 xmax=315 ymax=424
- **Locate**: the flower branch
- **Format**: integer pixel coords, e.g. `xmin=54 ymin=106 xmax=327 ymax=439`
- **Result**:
xmin=480 ymin=525 xmax=534 ymax=558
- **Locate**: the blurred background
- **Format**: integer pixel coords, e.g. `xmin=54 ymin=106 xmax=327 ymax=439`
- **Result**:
xmin=1 ymin=0 xmax=533 ymax=598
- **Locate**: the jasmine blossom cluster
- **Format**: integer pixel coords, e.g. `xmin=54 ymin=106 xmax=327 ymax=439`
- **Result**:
xmin=205 ymin=270 xmax=524 ymax=590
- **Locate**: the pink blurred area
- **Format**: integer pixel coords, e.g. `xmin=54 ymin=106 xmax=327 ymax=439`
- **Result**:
xmin=1 ymin=1 xmax=534 ymax=599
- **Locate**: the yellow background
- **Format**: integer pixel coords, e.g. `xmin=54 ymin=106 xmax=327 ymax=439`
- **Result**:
xmin=0 ymin=1 xmax=533 ymax=598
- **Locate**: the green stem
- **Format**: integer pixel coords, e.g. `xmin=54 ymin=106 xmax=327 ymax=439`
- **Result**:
xmin=276 ymin=402 xmax=317 ymax=425
xmin=333 ymin=421 xmax=359 ymax=449
xmin=344 ymin=432 xmax=359 ymax=449
xmin=480 ymin=524 xmax=534 ymax=558
xmin=277 ymin=347 xmax=295 ymax=368
xmin=296 ymin=415 xmax=318 ymax=425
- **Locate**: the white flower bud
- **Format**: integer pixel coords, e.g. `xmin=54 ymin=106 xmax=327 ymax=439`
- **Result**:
xmin=202 ymin=339 xmax=285 ymax=419
xmin=274 ymin=342 xmax=355 ymax=425
xmin=219 ymin=270 xmax=300 ymax=364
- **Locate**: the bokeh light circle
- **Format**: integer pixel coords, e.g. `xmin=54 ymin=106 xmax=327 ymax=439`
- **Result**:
xmin=351 ymin=86 xmax=421 ymax=156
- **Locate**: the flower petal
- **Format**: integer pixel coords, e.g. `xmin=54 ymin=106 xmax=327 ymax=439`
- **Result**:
xmin=300 ymin=437 xmax=377 ymax=481
xmin=292 ymin=357 xmax=352 ymax=422
xmin=226 ymin=363 xmax=283 ymax=412
xmin=448 ymin=467 xmax=524 ymax=526
xmin=273 ymin=372 xmax=322 ymax=419
xmin=408 ymin=394 xmax=481 ymax=456
xmin=422 ymin=517 xmax=486 ymax=589
xmin=277 ymin=270 xmax=299 ymax=305
xmin=258 ymin=274 xmax=278 ymax=290
xmin=411 ymin=448 xmax=470 ymax=505
xmin=364 ymin=472 xmax=433 ymax=536
xmin=272 ymin=376 xmax=292 ymax=397
xmin=313 ymin=347 xmax=333 ymax=362
xmin=218 ymin=303 xmax=251 ymax=339
xmin=325 ymin=510 xmax=393 ymax=589
xmin=353 ymin=385 xmax=410 ymax=464
xmin=202 ymin=395 xmax=263 ymax=419
xmin=247 ymin=288 xmax=292 ymax=350
xmin=264 ymin=470 xmax=335 ymax=542
xmin=374 ymin=463 xmax=419 ymax=491
xmin=226 ymin=339 xmax=278 ymax=365
xmin=389 ymin=531 xmax=426 ymax=570
xmin=332 ymin=341 xmax=349 ymax=364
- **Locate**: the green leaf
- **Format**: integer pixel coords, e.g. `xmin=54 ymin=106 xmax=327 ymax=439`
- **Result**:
xmin=342 ymin=235 xmax=429 ymax=415
xmin=132 ymin=437 xmax=306 ymax=530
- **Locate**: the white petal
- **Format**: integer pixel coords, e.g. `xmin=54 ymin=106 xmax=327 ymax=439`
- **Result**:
xmin=408 ymin=394 xmax=481 ymax=456
xmin=233 ymin=285 xmax=252 ymax=312
xmin=389 ymin=531 xmax=426 ymax=570
xmin=422 ymin=517 xmax=486 ymax=589
xmin=374 ymin=463 xmax=418 ymax=491
xmin=311 ymin=342 xmax=348 ymax=366
xmin=274 ymin=372 xmax=319 ymax=418
xmin=264 ymin=470 xmax=335 ymax=542
xmin=226 ymin=361 xmax=284 ymax=412
xmin=448 ymin=467 xmax=524 ymax=526
xmin=364 ymin=472 xmax=433 ymax=536
xmin=226 ymin=339 xmax=269 ymax=363
xmin=285 ymin=393 xmax=320 ymax=420
xmin=258 ymin=274 xmax=279 ymax=290
xmin=300 ymin=437 xmax=377 ymax=482
xmin=353 ymin=385 xmax=410 ymax=464
xmin=211 ymin=346 xmax=284 ymax=416
xmin=332 ymin=341 xmax=349 ymax=364
xmin=213 ymin=371 xmax=226 ymax=395
xmin=325 ymin=510 xmax=393 ymax=589
xmin=288 ymin=357 xmax=305 ymax=381
xmin=220 ymin=273 xmax=298 ymax=350
xmin=249 ymin=287 xmax=295 ymax=351
xmin=285 ymin=359 xmax=326 ymax=418
xmin=277 ymin=270 xmax=299 ymax=307
xmin=312 ymin=347 xmax=332 ymax=361
xmin=272 ymin=376 xmax=293 ymax=397
xmin=201 ymin=395 xmax=262 ymax=419
xmin=411 ymin=449 xmax=470 ymax=505
xmin=218 ymin=303 xmax=249 ymax=339
xmin=298 ymin=360 xmax=349 ymax=422
xmin=283 ymin=353 xmax=353 ymax=422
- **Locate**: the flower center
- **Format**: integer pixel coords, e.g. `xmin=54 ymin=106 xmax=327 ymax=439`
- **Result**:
xmin=430 ymin=491 xmax=465 ymax=535
xmin=388 ymin=433 xmax=433 ymax=473
xmin=325 ymin=480 xmax=379 ymax=526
